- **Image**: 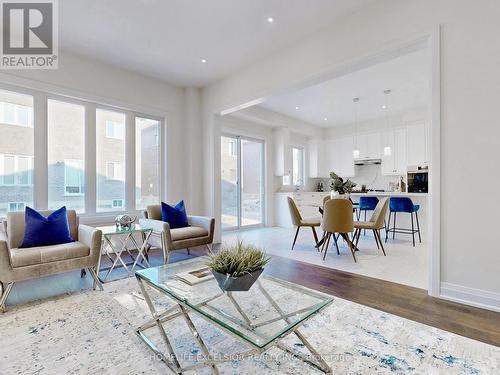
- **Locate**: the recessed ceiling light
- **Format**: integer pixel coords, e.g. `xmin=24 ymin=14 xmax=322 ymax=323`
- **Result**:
xmin=295 ymin=106 xmax=300 ymax=110
xmin=323 ymin=117 xmax=328 ymax=121
xmin=201 ymin=59 xmax=207 ymax=63
xmin=381 ymin=105 xmax=387 ymax=109
xmin=267 ymin=17 xmax=275 ymax=23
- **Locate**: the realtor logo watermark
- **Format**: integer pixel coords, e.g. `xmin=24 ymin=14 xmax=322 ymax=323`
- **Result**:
xmin=0 ymin=0 xmax=58 ymax=69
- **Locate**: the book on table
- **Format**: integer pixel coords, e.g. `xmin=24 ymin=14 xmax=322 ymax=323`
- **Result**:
xmin=176 ymin=267 xmax=214 ymax=285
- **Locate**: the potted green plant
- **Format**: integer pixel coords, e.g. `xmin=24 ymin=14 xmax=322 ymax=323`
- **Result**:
xmin=207 ymin=241 xmax=271 ymax=291
xmin=330 ymin=171 xmax=356 ymax=199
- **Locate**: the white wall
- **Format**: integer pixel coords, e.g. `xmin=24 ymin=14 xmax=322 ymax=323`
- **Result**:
xmin=202 ymin=0 xmax=500 ymax=306
xmin=0 ymin=50 xmax=195 ymax=212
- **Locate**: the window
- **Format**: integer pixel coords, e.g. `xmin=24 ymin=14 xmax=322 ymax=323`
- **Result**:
xmin=136 ymin=117 xmax=160 ymax=209
xmin=8 ymin=202 xmax=25 ymax=212
xmin=0 ymin=86 xmax=164 ymax=218
xmin=106 ymin=162 xmax=124 ymax=180
xmin=292 ymin=147 xmax=304 ymax=186
xmin=105 ymin=120 xmax=125 ymax=139
xmin=64 ymin=160 xmax=84 ymax=195
xmin=0 ymin=102 xmax=32 ymax=127
xmin=112 ymin=199 xmax=123 ymax=208
xmin=228 ymin=139 xmax=237 ymax=157
xmin=0 ymin=155 xmax=33 ymax=185
xmin=97 ymin=109 xmax=126 ymax=212
xmin=48 ymin=100 xmax=86 ymax=212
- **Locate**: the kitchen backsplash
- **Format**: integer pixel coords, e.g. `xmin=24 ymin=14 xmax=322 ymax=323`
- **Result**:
xmin=310 ymin=164 xmax=400 ymax=192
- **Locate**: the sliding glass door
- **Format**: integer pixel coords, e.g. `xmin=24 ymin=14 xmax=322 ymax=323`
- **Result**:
xmin=221 ymin=135 xmax=264 ymax=230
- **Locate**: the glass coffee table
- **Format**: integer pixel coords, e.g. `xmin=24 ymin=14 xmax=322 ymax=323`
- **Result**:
xmin=135 ymin=258 xmax=333 ymax=374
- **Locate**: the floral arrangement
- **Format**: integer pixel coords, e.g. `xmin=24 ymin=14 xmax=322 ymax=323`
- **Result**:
xmin=329 ymin=171 xmax=356 ymax=195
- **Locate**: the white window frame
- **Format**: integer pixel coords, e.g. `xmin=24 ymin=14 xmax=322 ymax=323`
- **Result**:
xmin=0 ymin=83 xmax=165 ymax=219
xmin=0 ymin=102 xmax=33 ymax=127
xmin=0 ymin=154 xmax=33 ymax=186
xmin=105 ymin=120 xmax=125 ymax=139
xmin=64 ymin=159 xmax=84 ymax=196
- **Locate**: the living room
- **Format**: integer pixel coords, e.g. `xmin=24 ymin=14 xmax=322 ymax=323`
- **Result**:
xmin=0 ymin=1 xmax=499 ymax=374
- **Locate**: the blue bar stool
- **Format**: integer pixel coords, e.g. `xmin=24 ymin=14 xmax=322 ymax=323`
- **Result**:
xmin=358 ymin=196 xmax=379 ymax=235
xmin=385 ymin=197 xmax=422 ymax=246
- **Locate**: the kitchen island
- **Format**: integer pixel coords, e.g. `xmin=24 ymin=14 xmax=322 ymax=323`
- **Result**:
xmin=275 ymin=191 xmax=428 ymax=241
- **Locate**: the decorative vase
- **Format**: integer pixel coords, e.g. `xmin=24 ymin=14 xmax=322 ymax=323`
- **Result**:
xmin=211 ymin=269 xmax=264 ymax=292
xmin=330 ymin=190 xmax=349 ymax=199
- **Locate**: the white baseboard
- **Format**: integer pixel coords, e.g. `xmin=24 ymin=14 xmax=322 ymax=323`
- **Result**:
xmin=440 ymin=282 xmax=500 ymax=313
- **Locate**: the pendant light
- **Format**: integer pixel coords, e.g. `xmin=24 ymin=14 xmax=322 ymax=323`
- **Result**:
xmin=352 ymin=97 xmax=360 ymax=159
xmin=383 ymin=89 xmax=392 ymax=156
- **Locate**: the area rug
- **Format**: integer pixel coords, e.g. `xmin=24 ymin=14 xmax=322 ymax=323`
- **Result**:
xmin=0 ymin=260 xmax=499 ymax=374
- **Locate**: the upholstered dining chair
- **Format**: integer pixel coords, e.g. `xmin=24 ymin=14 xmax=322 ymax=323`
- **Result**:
xmin=321 ymin=199 xmax=357 ymax=262
xmin=287 ymin=197 xmax=321 ymax=250
xmin=353 ymin=197 xmax=389 ymax=255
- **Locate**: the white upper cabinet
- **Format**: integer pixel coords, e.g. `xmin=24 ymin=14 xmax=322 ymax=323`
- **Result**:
xmin=406 ymin=122 xmax=428 ymax=166
xmin=354 ymin=132 xmax=381 ymax=160
xmin=273 ymin=127 xmax=291 ymax=176
xmin=327 ymin=136 xmax=354 ymax=178
xmin=381 ymin=127 xmax=407 ymax=175
xmin=308 ymin=137 xmax=329 ymax=178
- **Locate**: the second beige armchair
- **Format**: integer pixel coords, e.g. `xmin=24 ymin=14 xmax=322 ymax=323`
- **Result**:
xmin=140 ymin=205 xmax=215 ymax=264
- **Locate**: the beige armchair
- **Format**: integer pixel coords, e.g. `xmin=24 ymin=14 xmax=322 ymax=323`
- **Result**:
xmin=139 ymin=205 xmax=215 ymax=264
xmin=0 ymin=210 xmax=103 ymax=312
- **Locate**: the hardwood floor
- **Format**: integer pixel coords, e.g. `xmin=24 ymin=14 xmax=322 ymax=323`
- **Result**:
xmin=4 ymin=245 xmax=500 ymax=348
xmin=264 ymin=255 xmax=500 ymax=347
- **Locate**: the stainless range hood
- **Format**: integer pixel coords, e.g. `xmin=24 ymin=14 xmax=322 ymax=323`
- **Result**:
xmin=354 ymin=158 xmax=382 ymax=166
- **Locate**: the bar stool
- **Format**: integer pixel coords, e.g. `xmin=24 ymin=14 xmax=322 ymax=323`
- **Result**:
xmin=357 ymin=196 xmax=379 ymax=235
xmin=385 ymin=197 xmax=422 ymax=247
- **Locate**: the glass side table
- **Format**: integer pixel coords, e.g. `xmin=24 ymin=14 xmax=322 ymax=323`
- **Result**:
xmin=96 ymin=224 xmax=153 ymax=282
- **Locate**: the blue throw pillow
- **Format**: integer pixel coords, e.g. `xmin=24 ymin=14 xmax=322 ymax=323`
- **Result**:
xmin=161 ymin=200 xmax=189 ymax=229
xmin=20 ymin=206 xmax=74 ymax=248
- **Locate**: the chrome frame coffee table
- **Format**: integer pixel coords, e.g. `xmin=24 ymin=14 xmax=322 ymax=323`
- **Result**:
xmin=135 ymin=258 xmax=333 ymax=374
xmin=96 ymin=224 xmax=153 ymax=282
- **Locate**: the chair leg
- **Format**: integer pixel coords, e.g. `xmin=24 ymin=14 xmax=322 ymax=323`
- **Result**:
xmin=393 ymin=212 xmax=397 ymax=240
xmin=342 ymin=233 xmax=357 ymax=263
xmin=376 ymin=230 xmax=386 ymax=256
xmin=80 ymin=269 xmax=86 ymax=278
xmin=411 ymin=212 xmax=415 ymax=247
xmin=372 ymin=229 xmax=380 ymax=249
xmin=186 ymin=247 xmax=190 ymax=255
xmin=363 ymin=210 xmax=367 ymax=235
xmin=385 ymin=212 xmax=391 ymax=243
xmin=322 ymin=233 xmax=332 ymax=260
xmin=0 ymin=282 xmax=14 ymax=313
xmin=333 ymin=233 xmax=340 ymax=255
xmin=416 ymin=211 xmax=422 ymax=243
xmin=88 ymin=267 xmax=104 ymax=291
xmin=311 ymin=226 xmax=319 ymax=247
xmin=354 ymin=228 xmax=361 ymax=250
xmin=205 ymin=244 xmax=213 ymax=254
xmin=291 ymin=226 xmax=300 ymax=250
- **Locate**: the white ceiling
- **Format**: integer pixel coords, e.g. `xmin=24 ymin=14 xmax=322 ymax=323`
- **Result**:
xmin=59 ymin=0 xmax=376 ymax=87
xmin=259 ymin=49 xmax=430 ymax=127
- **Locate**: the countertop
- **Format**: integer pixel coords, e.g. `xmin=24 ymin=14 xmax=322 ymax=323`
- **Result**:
xmin=276 ymin=191 xmax=428 ymax=197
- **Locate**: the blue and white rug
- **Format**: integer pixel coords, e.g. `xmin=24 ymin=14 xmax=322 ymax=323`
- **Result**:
xmin=0 ymin=265 xmax=498 ymax=374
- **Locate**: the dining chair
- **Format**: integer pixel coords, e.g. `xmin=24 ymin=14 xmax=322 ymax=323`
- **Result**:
xmin=353 ymin=197 xmax=389 ymax=255
xmin=321 ymin=199 xmax=357 ymax=262
xmin=287 ymin=197 xmax=321 ymax=250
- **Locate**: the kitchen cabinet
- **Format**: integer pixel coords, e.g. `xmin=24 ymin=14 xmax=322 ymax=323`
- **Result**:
xmin=354 ymin=132 xmax=381 ymax=160
xmin=381 ymin=128 xmax=407 ymax=175
xmin=308 ymin=138 xmax=329 ymax=178
xmin=407 ymin=122 xmax=428 ymax=166
xmin=273 ymin=127 xmax=291 ymax=176
xmin=275 ymin=192 xmax=326 ymax=227
xmin=327 ymin=136 xmax=354 ymax=178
